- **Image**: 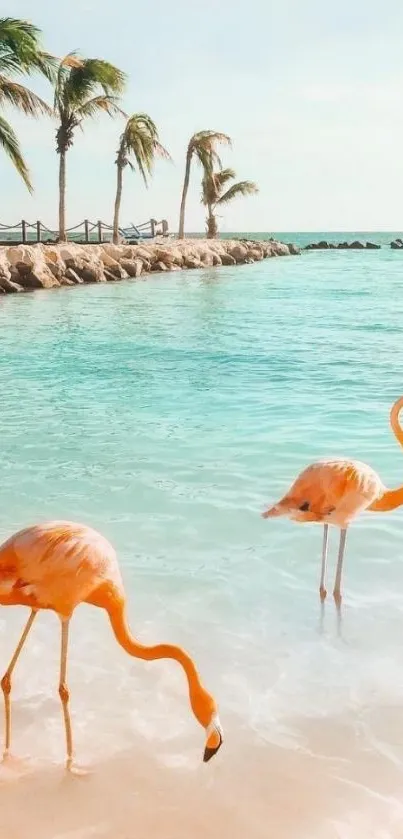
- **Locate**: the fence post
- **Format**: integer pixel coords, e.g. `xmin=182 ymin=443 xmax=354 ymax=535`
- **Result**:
xmin=97 ymin=220 xmax=102 ymax=243
xmin=21 ymin=219 xmax=27 ymax=244
xmin=36 ymin=221 xmax=41 ymax=243
xmin=84 ymin=219 xmax=89 ymax=243
xmin=150 ymin=218 xmax=156 ymax=238
xmin=162 ymin=219 xmax=168 ymax=235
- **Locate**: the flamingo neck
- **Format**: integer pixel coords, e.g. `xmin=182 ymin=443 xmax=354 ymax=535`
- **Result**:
xmin=106 ymin=601 xmax=213 ymax=727
xmin=370 ymin=485 xmax=403 ymax=512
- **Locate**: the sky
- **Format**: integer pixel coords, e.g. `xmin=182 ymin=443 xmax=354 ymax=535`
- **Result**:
xmin=3 ymin=0 xmax=403 ymax=232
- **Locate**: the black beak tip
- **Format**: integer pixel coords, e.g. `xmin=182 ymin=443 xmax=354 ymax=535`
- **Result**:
xmin=203 ymin=733 xmax=223 ymax=763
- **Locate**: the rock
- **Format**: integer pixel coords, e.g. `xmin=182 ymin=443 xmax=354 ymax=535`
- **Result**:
xmin=18 ymin=261 xmax=59 ymax=289
xmin=248 ymin=247 xmax=264 ymax=261
xmin=120 ymin=258 xmax=144 ymax=278
xmin=64 ymin=267 xmax=83 ymax=284
xmin=287 ymin=243 xmax=301 ymax=255
xmin=212 ymin=253 xmax=222 ymax=266
xmin=155 ymin=247 xmax=183 ymax=266
xmin=271 ymin=242 xmax=290 ymax=256
xmin=151 ymin=261 xmax=169 ymax=272
xmin=59 ymin=277 xmax=75 ymax=286
xmin=184 ymin=256 xmax=203 ymax=269
xmin=228 ymin=243 xmax=248 ymax=263
xmin=349 ymin=240 xmax=365 ymax=249
xmin=76 ymin=264 xmax=106 ymax=283
xmin=198 ymin=251 xmax=215 ymax=267
xmin=365 ymin=242 xmax=381 ymax=249
xmin=391 ymin=240 xmax=403 ymax=249
xmin=99 ymin=252 xmax=127 ymax=279
xmin=0 ymin=275 xmax=23 ymax=292
xmin=220 ymin=253 xmax=237 ymax=266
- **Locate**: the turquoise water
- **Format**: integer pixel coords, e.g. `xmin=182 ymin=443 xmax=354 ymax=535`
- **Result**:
xmin=1 ymin=248 xmax=403 ymax=837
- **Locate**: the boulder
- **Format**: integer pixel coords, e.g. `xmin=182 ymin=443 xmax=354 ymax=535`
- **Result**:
xmin=349 ymin=240 xmax=365 ymax=249
xmin=391 ymin=240 xmax=403 ymax=249
xmin=184 ymin=256 xmax=203 ymax=269
xmin=75 ymin=263 xmax=106 ymax=283
xmin=119 ymin=258 xmax=144 ymax=278
xmin=220 ymin=252 xmax=237 ymax=266
xmin=248 ymin=247 xmax=264 ymax=261
xmin=212 ymin=253 xmax=222 ymax=266
xmin=155 ymin=247 xmax=183 ymax=266
xmin=228 ymin=243 xmax=248 ymax=262
xmin=287 ymin=243 xmax=300 ymax=255
xmin=0 ymin=275 xmax=24 ymax=292
xmin=103 ymin=268 xmax=121 ymax=282
xmin=64 ymin=268 xmax=83 ymax=284
xmin=271 ymin=242 xmax=290 ymax=256
xmin=365 ymin=242 xmax=381 ymax=249
xmin=17 ymin=260 xmax=59 ymax=289
xmin=151 ymin=261 xmax=169 ymax=272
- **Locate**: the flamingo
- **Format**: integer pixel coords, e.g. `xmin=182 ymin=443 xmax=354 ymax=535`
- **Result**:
xmin=262 ymin=395 xmax=403 ymax=603
xmin=0 ymin=521 xmax=223 ymax=771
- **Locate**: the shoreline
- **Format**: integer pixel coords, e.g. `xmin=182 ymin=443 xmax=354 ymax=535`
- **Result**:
xmin=0 ymin=238 xmax=299 ymax=295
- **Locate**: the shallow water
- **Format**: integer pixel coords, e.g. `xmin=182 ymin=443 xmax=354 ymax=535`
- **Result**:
xmin=1 ymin=249 xmax=403 ymax=837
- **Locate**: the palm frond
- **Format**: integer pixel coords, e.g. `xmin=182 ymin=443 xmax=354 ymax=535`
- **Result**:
xmin=64 ymin=58 xmax=126 ymax=108
xmin=75 ymin=94 xmax=126 ymax=122
xmin=118 ymin=113 xmax=171 ymax=185
xmin=217 ymin=180 xmax=259 ymax=205
xmin=0 ymin=76 xmax=51 ymax=115
xmin=0 ymin=17 xmax=55 ymax=80
xmin=0 ymin=113 xmax=32 ymax=191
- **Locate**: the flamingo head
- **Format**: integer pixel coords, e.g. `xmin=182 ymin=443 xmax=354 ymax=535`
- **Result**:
xmin=190 ymin=687 xmax=223 ymax=762
xmin=262 ymin=497 xmax=324 ymax=522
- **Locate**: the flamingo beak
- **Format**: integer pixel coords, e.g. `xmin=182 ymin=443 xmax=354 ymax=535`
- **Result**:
xmin=203 ymin=715 xmax=223 ymax=763
xmin=261 ymin=505 xmax=282 ymax=518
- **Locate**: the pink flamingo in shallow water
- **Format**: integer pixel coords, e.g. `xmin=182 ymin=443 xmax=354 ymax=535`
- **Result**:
xmin=0 ymin=521 xmax=223 ymax=771
xmin=262 ymin=396 xmax=403 ymax=603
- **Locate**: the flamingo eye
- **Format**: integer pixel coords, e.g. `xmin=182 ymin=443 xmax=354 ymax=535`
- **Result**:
xmin=299 ymin=501 xmax=310 ymax=512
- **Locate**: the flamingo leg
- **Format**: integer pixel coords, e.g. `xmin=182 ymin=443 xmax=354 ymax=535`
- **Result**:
xmin=319 ymin=524 xmax=329 ymax=600
xmin=333 ymin=528 xmax=348 ymax=603
xmin=58 ymin=618 xmax=74 ymax=771
xmin=1 ymin=608 xmax=37 ymax=757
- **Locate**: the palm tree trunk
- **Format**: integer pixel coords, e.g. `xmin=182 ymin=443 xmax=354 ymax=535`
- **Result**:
xmin=58 ymin=149 xmax=67 ymax=243
xmin=178 ymin=147 xmax=192 ymax=239
xmin=113 ymin=162 xmax=123 ymax=245
xmin=206 ymin=204 xmax=217 ymax=239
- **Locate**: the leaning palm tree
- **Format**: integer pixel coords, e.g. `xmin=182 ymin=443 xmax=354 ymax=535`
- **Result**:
xmin=0 ymin=17 xmax=55 ymax=191
xmin=201 ymin=167 xmax=258 ymax=238
xmin=54 ymin=53 xmax=126 ymax=241
xmin=178 ymin=130 xmax=231 ymax=239
xmin=112 ymin=113 xmax=170 ymax=245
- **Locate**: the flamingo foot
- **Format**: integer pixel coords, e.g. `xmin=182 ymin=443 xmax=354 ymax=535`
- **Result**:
xmin=66 ymin=759 xmax=92 ymax=777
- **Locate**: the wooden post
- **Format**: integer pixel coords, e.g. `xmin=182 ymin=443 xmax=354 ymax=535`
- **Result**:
xmin=97 ymin=220 xmax=102 ymax=243
xmin=162 ymin=219 xmax=168 ymax=235
xmin=150 ymin=218 xmax=156 ymax=238
xmin=84 ymin=219 xmax=89 ymax=243
xmin=21 ymin=219 xmax=27 ymax=244
xmin=36 ymin=220 xmax=41 ymax=243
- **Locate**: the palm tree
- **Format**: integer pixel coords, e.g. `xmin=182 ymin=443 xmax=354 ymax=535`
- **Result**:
xmin=201 ymin=167 xmax=258 ymax=238
xmin=54 ymin=53 xmax=126 ymax=241
xmin=112 ymin=113 xmax=170 ymax=245
xmin=0 ymin=17 xmax=54 ymax=191
xmin=178 ymin=130 xmax=231 ymax=239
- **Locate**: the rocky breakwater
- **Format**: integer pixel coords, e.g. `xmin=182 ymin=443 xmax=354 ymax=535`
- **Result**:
xmin=0 ymin=238 xmax=299 ymax=295
xmin=305 ymin=240 xmax=381 ymax=250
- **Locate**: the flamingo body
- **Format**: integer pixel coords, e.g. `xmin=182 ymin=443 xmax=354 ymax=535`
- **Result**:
xmin=0 ymin=521 xmax=123 ymax=616
xmin=0 ymin=521 xmax=223 ymax=769
xmin=265 ymin=459 xmax=385 ymax=528
xmin=262 ymin=396 xmax=403 ymax=601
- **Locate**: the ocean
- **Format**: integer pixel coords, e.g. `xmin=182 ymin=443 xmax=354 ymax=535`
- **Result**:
xmin=0 ymin=238 xmax=403 ymax=838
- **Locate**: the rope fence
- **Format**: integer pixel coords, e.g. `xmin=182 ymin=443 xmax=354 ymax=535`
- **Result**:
xmin=0 ymin=218 xmax=169 ymax=245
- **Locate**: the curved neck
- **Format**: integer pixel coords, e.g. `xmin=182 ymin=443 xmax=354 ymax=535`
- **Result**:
xmin=370 ymin=485 xmax=403 ymax=512
xmin=390 ymin=395 xmax=403 ymax=448
xmin=106 ymin=601 xmax=211 ymax=726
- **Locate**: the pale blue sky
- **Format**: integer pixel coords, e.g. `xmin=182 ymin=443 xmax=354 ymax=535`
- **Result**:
xmin=4 ymin=0 xmax=403 ymax=231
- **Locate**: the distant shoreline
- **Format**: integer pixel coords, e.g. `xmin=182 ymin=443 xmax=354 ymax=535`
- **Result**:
xmin=0 ymin=238 xmax=299 ymax=295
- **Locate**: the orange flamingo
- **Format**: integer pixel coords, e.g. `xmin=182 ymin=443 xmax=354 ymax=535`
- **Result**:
xmin=0 ymin=521 xmax=223 ymax=771
xmin=262 ymin=396 xmax=403 ymax=603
